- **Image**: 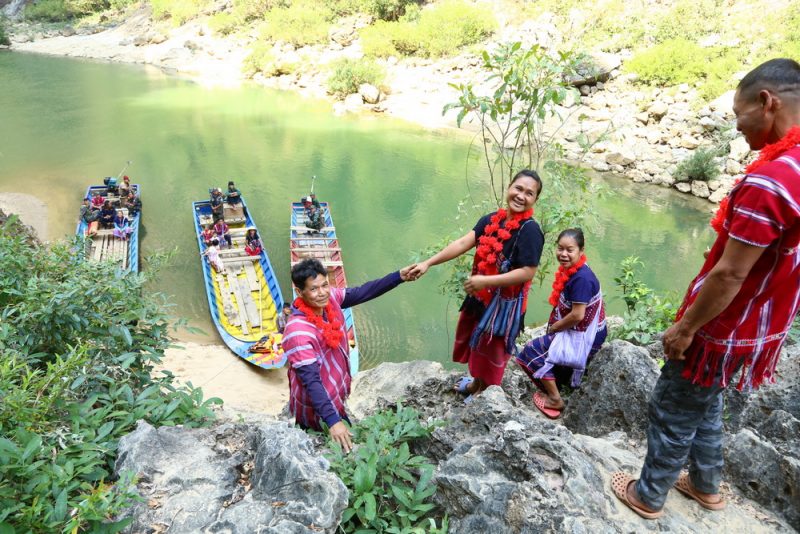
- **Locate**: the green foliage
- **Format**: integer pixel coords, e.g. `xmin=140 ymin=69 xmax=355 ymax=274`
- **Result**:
xmin=327 ymin=57 xmax=385 ymax=97
xmin=150 ymin=0 xmax=208 ymax=25
xmin=673 ymin=148 xmax=720 ymax=183
xmin=25 ymin=0 xmax=73 ymax=21
xmin=0 ymin=17 xmax=10 ymax=46
xmin=625 ymin=39 xmax=706 ymax=86
xmin=243 ymin=41 xmax=299 ymax=77
xmin=325 ymin=403 xmax=447 ymax=533
xmin=652 ymin=0 xmax=721 ymax=44
xmin=260 ymin=0 xmax=333 ymax=47
xmin=610 ymin=256 xmax=678 ymax=345
xmin=360 ymin=0 xmax=496 ymax=58
xmin=0 ymin=216 xmax=221 ymax=532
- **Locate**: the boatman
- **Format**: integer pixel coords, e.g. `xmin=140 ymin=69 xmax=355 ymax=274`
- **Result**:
xmin=612 ymin=58 xmax=800 ymax=519
xmin=282 ymin=258 xmax=415 ymax=452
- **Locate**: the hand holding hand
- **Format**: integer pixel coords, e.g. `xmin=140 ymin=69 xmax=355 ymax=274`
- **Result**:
xmin=329 ymin=421 xmax=353 ymax=453
xmin=400 ymin=264 xmax=418 ymax=282
xmin=662 ymin=320 xmax=694 ymax=361
xmin=463 ymin=275 xmax=488 ymax=296
xmin=406 ymin=261 xmax=429 ymax=281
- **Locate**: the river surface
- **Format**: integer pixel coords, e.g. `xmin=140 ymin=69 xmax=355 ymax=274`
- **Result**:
xmin=0 ymin=52 xmax=716 ymax=370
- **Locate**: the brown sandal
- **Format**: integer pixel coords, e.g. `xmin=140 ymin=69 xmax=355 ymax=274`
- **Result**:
xmin=673 ymin=472 xmax=726 ymax=511
xmin=611 ymin=472 xmax=664 ymax=520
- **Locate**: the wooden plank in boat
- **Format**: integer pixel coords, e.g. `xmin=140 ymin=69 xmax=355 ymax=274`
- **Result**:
xmin=290 ymin=225 xmax=334 ymax=232
xmin=228 ymin=273 xmax=250 ymax=334
xmin=243 ymin=261 xmax=260 ymax=292
xmin=216 ymin=272 xmax=240 ymax=327
xmin=291 ymin=246 xmax=341 ymax=253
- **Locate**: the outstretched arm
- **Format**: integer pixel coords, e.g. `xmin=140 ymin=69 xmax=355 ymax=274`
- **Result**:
xmin=407 ymin=230 xmax=476 ymax=280
xmin=342 ymin=271 xmax=404 ymax=308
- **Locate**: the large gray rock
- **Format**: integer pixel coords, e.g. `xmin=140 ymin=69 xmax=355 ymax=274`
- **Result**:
xmin=740 ymin=347 xmax=800 ymax=424
xmin=725 ymin=428 xmax=800 ymax=527
xmin=562 ymin=340 xmax=660 ymax=439
xmin=115 ymin=420 xmax=347 ymax=533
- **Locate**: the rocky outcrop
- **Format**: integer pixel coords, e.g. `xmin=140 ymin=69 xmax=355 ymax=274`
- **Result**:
xmin=115 ymin=420 xmax=347 ymax=533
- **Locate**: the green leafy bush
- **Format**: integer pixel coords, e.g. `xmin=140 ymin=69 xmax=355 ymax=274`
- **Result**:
xmin=150 ymin=0 xmax=208 ymax=24
xmin=243 ymin=41 xmax=300 ymax=77
xmin=653 ymin=0 xmax=721 ymax=44
xmin=625 ymin=38 xmax=706 ymax=86
xmin=325 ymin=403 xmax=447 ymax=532
xmin=327 ymin=57 xmax=385 ymax=97
xmin=610 ymin=256 xmax=678 ymax=345
xmin=360 ymin=0 xmax=496 ymax=58
xmin=261 ymin=0 xmax=333 ymax=47
xmin=0 ymin=216 xmax=221 ymax=532
xmin=673 ymin=148 xmax=720 ymax=183
xmin=25 ymin=0 xmax=73 ymax=21
xmin=0 ymin=18 xmax=10 ymax=46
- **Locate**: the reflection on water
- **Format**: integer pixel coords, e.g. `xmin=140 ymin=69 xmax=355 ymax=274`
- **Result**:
xmin=0 ymin=52 xmax=715 ymax=370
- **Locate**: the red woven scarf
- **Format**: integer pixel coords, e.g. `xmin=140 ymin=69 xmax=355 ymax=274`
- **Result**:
xmin=293 ymin=297 xmax=343 ymax=349
xmin=548 ymin=255 xmax=587 ymax=307
xmin=474 ymin=208 xmax=533 ymax=304
xmin=710 ymin=126 xmax=800 ymax=233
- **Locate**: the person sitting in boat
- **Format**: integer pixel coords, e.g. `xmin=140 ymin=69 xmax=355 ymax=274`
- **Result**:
xmin=98 ymin=201 xmax=116 ymax=229
xmin=225 ymin=181 xmax=241 ymax=206
xmin=515 ymin=228 xmax=607 ymax=419
xmin=79 ymin=198 xmax=100 ymax=237
xmin=118 ymin=175 xmax=131 ymax=200
xmin=276 ymin=302 xmax=291 ymax=334
xmin=282 ymin=258 xmax=416 ymax=452
xmin=213 ymin=217 xmax=233 ymax=248
xmin=303 ymin=197 xmax=324 ymax=231
xmin=200 ymin=224 xmax=215 ymax=247
xmin=202 ymin=238 xmax=225 ymax=273
xmin=210 ymin=187 xmax=225 ymax=222
xmin=244 ymin=227 xmax=262 ymax=256
xmin=91 ymin=191 xmax=105 ymax=209
xmin=112 ymin=210 xmax=133 ymax=241
xmin=126 ymin=192 xmax=142 ymax=217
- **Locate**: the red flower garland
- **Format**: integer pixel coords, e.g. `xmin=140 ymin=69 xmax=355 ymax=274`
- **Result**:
xmin=710 ymin=125 xmax=800 ymax=233
xmin=473 ymin=208 xmax=533 ymax=304
xmin=548 ymin=255 xmax=587 ymax=307
xmin=293 ymin=297 xmax=343 ymax=349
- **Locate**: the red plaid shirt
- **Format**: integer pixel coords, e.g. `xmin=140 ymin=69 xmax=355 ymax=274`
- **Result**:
xmin=679 ymin=145 xmax=800 ymax=389
xmin=283 ymin=288 xmax=351 ymax=430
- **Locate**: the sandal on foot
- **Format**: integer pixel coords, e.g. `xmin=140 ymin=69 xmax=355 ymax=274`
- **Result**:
xmin=532 ymin=391 xmax=562 ymax=419
xmin=611 ymin=472 xmax=664 ymax=520
xmin=673 ymin=472 xmax=726 ymax=511
xmin=454 ymin=376 xmax=474 ymax=395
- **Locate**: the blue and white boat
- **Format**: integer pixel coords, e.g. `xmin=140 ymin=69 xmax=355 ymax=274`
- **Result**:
xmin=76 ymin=183 xmax=140 ymax=273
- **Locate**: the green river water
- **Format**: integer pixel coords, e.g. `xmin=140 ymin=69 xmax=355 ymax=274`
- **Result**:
xmin=0 ymin=52 xmax=716 ymax=370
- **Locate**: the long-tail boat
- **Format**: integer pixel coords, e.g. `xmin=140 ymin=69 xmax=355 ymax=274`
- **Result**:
xmin=290 ymin=201 xmax=359 ymax=375
xmin=76 ymin=183 xmax=141 ymax=273
xmin=193 ymin=194 xmax=285 ymax=368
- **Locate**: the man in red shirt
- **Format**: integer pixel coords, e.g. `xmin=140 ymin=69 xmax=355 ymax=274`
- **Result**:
xmin=612 ymin=58 xmax=800 ymax=519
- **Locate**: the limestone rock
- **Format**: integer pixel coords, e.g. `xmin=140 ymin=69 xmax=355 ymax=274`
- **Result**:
xmin=699 ymin=116 xmax=718 ymax=131
xmin=343 ymin=93 xmax=363 ymax=109
xmin=349 ymin=360 xmax=448 ymax=419
xmin=740 ymin=347 xmax=800 ymax=424
xmin=115 ymin=421 xmax=347 ymax=533
xmin=358 ymin=83 xmax=380 ymax=104
xmin=562 ymin=340 xmax=660 ymax=440
xmin=691 ymin=180 xmax=710 ymax=198
xmin=567 ymin=51 xmax=621 ymax=87
xmin=709 ymin=90 xmax=736 ymax=117
xmin=729 ymin=136 xmax=751 ymax=162
xmin=709 ymin=187 xmax=729 ymax=203
xmin=725 ymin=158 xmax=742 ymax=175
xmin=648 ymin=101 xmax=669 ymax=119
xmin=675 ymin=182 xmax=692 ymax=193
xmin=606 ymin=150 xmax=635 ymax=166
xmin=150 ymin=32 xmax=168 ymax=44
xmin=680 ymin=136 xmax=701 ymax=149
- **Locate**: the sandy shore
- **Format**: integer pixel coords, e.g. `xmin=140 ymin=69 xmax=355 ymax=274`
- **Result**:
xmin=0 ymin=192 xmax=48 ymax=238
xmin=159 ymin=342 xmax=289 ymax=417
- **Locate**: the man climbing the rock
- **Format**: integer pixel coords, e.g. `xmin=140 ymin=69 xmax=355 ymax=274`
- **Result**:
xmin=282 ymin=258 xmax=416 ymax=452
xmin=612 ymin=58 xmax=800 ymax=519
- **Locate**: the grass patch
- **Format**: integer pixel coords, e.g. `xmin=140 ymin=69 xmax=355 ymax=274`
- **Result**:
xmin=260 ymin=0 xmax=334 ymax=47
xmin=673 ymin=148 xmax=720 ymax=183
xmin=150 ymin=0 xmax=209 ymax=25
xmin=327 ymin=57 xmax=385 ymax=97
xmin=25 ymin=0 xmax=73 ymax=21
xmin=360 ymin=0 xmax=496 ymax=58
xmin=243 ymin=41 xmax=300 ymax=77
xmin=0 ymin=17 xmax=10 ymax=45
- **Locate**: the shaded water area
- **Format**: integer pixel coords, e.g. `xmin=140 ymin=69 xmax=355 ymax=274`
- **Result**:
xmin=0 ymin=52 xmax=716 ymax=370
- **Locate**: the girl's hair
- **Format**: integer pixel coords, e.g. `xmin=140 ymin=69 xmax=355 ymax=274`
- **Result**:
xmin=557 ymin=228 xmax=585 ymax=249
xmin=211 ymin=238 xmax=219 ymax=246
xmin=511 ymin=169 xmax=543 ymax=196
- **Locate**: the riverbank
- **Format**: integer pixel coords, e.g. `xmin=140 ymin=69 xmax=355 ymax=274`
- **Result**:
xmin=0 ymin=192 xmax=48 ymax=238
xmin=4 ymin=3 xmax=756 ymax=204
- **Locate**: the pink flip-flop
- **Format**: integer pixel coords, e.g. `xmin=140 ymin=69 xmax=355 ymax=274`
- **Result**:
xmin=533 ymin=391 xmax=562 ymax=419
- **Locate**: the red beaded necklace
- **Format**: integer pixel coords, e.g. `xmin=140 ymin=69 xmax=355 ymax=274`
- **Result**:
xmin=293 ymin=297 xmax=343 ymax=349
xmin=548 ymin=255 xmax=587 ymax=307
xmin=474 ymin=208 xmax=533 ymax=304
xmin=710 ymin=125 xmax=800 ymax=233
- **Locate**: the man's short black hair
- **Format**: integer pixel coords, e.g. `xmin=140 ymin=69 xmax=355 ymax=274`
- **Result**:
xmin=738 ymin=58 xmax=800 ymax=100
xmin=291 ymin=258 xmax=328 ymax=290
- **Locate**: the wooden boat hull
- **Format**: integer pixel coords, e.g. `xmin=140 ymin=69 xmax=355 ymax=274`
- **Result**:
xmin=76 ymin=184 xmax=140 ymax=273
xmin=290 ymin=202 xmax=359 ymax=376
xmin=193 ymin=196 xmax=286 ymax=368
